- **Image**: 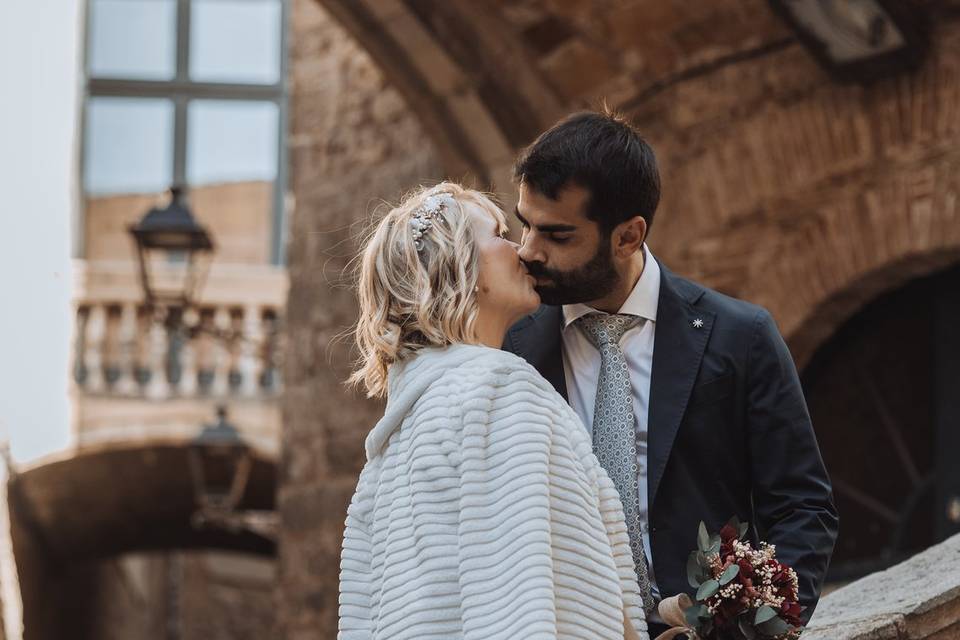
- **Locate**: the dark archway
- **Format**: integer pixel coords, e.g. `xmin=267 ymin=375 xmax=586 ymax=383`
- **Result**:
xmin=802 ymin=261 xmax=960 ymax=582
xmin=8 ymin=442 xmax=276 ymax=639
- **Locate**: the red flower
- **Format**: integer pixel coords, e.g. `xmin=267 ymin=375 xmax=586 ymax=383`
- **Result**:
xmin=713 ymin=595 xmax=748 ymax=627
xmin=780 ymin=601 xmax=802 ymax=626
xmin=720 ymin=523 xmax=738 ymax=542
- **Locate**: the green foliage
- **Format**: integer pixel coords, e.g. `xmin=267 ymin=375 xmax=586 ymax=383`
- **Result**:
xmin=698 ymin=521 xmax=710 ymax=552
xmin=719 ymin=563 xmax=739 ymax=586
xmin=696 ymin=579 xmax=719 ymax=601
xmin=754 ymin=605 xmax=778 ymax=625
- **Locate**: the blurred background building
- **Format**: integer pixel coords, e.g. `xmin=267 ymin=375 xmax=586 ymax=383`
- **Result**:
xmin=2 ymin=0 xmax=960 ymax=638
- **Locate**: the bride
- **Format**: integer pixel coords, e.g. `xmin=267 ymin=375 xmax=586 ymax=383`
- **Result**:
xmin=338 ymin=182 xmax=648 ymax=640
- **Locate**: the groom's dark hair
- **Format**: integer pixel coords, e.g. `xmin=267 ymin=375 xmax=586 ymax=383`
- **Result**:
xmin=513 ymin=110 xmax=660 ymax=237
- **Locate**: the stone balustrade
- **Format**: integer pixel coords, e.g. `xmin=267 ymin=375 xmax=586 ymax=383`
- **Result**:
xmin=72 ymin=260 xmax=287 ymax=401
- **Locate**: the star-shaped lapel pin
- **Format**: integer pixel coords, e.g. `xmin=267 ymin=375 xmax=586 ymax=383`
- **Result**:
xmin=692 ymin=318 xmax=704 ymax=329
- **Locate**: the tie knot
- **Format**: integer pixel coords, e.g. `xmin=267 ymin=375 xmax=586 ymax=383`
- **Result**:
xmin=576 ymin=313 xmax=641 ymax=348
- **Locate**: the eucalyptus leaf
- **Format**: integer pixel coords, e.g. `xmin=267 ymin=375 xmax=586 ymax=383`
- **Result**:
xmin=698 ymin=521 xmax=710 ymax=552
xmin=696 ymin=550 xmax=711 ymax=569
xmin=725 ymin=515 xmax=741 ymax=530
xmin=696 ymin=579 xmax=719 ymax=601
xmin=738 ymin=521 xmax=749 ymax=539
xmin=687 ymin=553 xmax=705 ymax=588
xmin=738 ymin=616 xmax=757 ymax=640
xmin=708 ymin=534 xmax=722 ymax=555
xmin=758 ymin=616 xmax=791 ymax=637
xmin=719 ymin=563 xmax=740 ymax=586
xmin=684 ymin=605 xmax=702 ymax=630
xmin=684 ymin=604 xmax=707 ymax=630
xmin=754 ymin=605 xmax=777 ymax=625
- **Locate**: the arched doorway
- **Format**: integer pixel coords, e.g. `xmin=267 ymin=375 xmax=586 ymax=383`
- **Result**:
xmin=801 ymin=262 xmax=960 ymax=582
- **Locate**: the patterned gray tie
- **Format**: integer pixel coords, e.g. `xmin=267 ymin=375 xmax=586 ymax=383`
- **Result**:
xmin=577 ymin=313 xmax=655 ymax=614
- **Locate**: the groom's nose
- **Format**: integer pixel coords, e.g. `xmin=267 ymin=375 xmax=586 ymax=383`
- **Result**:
xmin=517 ymin=236 xmax=545 ymax=265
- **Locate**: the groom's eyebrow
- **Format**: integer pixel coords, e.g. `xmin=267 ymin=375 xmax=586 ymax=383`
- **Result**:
xmin=514 ymin=207 xmax=578 ymax=233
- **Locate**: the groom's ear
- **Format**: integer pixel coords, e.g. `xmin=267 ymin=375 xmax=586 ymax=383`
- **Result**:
xmin=612 ymin=216 xmax=647 ymax=257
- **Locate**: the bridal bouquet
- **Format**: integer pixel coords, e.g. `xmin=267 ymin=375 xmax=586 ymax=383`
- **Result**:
xmin=656 ymin=517 xmax=803 ymax=640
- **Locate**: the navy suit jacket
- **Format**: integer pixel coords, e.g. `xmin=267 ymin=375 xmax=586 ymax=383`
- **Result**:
xmin=503 ymin=260 xmax=839 ymax=622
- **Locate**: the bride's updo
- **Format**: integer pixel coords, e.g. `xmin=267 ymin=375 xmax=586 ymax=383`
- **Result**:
xmin=349 ymin=182 xmax=507 ymax=398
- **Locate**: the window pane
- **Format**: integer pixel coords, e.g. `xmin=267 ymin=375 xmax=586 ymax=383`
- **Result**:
xmin=84 ymin=97 xmax=174 ymax=195
xmin=187 ymin=100 xmax=278 ymax=185
xmin=189 ymin=0 xmax=282 ymax=84
xmin=187 ymin=100 xmax=279 ymax=263
xmin=88 ymin=0 xmax=177 ymax=80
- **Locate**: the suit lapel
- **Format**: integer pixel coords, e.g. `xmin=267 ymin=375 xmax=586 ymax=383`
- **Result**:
xmin=647 ymin=265 xmax=715 ymax=508
xmin=506 ymin=305 xmax=568 ymax=400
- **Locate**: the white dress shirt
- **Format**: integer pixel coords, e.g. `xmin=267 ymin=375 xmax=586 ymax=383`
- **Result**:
xmin=561 ymin=244 xmax=661 ymax=597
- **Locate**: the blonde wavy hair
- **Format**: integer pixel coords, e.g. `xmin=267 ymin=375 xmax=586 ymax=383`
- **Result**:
xmin=349 ymin=182 xmax=508 ymax=398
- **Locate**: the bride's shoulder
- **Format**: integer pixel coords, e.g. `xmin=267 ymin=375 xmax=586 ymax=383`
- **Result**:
xmin=415 ymin=344 xmax=547 ymax=390
xmin=445 ymin=344 xmax=539 ymax=376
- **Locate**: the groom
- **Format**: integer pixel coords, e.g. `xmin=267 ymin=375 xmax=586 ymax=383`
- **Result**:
xmin=504 ymin=111 xmax=838 ymax=633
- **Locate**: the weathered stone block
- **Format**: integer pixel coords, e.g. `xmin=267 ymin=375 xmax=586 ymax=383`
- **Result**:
xmin=806 ymin=532 xmax=960 ymax=639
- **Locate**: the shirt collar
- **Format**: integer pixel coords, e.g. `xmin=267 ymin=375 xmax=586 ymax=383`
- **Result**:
xmin=562 ymin=244 xmax=661 ymax=329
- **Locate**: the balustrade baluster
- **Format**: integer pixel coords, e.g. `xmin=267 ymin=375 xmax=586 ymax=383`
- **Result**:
xmin=73 ymin=305 xmax=90 ymax=387
xmin=84 ymin=304 xmax=107 ymax=393
xmin=114 ymin=303 xmax=137 ymax=395
xmin=227 ymin=307 xmax=244 ymax=393
xmin=260 ymin=309 xmax=279 ymax=393
xmin=146 ymin=311 xmax=168 ymax=400
xmin=212 ymin=306 xmax=232 ymax=396
xmin=179 ymin=308 xmax=199 ymax=396
xmin=240 ymin=304 xmax=263 ymax=397
xmin=133 ymin=306 xmax=153 ymax=392
xmin=195 ymin=308 xmax=216 ymax=395
xmin=102 ymin=305 xmax=122 ymax=390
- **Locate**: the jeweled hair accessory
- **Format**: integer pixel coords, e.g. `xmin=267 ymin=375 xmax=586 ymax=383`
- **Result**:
xmin=410 ymin=192 xmax=451 ymax=252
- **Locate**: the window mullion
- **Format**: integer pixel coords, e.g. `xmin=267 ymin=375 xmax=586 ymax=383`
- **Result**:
xmin=175 ymin=0 xmax=190 ymax=81
xmin=173 ymin=97 xmax=188 ymax=186
xmin=173 ymin=0 xmax=191 ymax=186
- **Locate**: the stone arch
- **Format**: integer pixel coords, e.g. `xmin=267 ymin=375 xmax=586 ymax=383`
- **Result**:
xmin=9 ymin=439 xmax=276 ymax=639
xmin=309 ymin=1 xmax=799 ymax=191
xmin=738 ymin=134 xmax=960 ymax=370
xmin=312 ymin=0 xmax=566 ymax=188
xmin=797 ymin=261 xmax=960 ymax=581
xmin=614 ymin=24 xmax=960 ymax=369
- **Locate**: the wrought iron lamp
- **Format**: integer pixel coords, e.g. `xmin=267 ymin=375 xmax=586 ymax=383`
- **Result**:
xmin=188 ymin=406 xmax=277 ymax=540
xmin=768 ymin=0 xmax=929 ymax=82
xmin=129 ymin=185 xmax=214 ymax=311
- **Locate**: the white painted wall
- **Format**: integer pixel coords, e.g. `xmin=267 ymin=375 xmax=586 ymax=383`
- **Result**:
xmin=0 ymin=1 xmax=81 ymax=463
xmin=0 ymin=1 xmax=83 ymax=637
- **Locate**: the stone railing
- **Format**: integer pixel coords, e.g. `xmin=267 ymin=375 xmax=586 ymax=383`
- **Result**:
xmin=806 ymin=533 xmax=960 ymax=639
xmin=72 ymin=261 xmax=288 ymax=400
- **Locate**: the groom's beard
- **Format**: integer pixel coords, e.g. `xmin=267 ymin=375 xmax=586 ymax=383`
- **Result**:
xmin=525 ymin=242 xmax=618 ymax=306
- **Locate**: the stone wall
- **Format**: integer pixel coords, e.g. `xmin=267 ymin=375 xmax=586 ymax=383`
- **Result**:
xmin=280 ymin=3 xmax=960 ymax=637
xmin=806 ymin=532 xmax=960 ymax=639
xmin=276 ymin=0 xmax=442 ymax=636
xmin=625 ymin=18 xmax=960 ymax=369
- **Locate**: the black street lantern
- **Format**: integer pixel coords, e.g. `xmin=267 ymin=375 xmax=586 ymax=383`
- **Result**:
xmin=188 ymin=406 xmax=252 ymax=529
xmin=768 ymin=0 xmax=929 ymax=83
xmin=129 ymin=185 xmax=214 ymax=310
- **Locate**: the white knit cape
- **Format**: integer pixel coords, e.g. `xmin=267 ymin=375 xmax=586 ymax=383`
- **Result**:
xmin=339 ymin=344 xmax=648 ymax=639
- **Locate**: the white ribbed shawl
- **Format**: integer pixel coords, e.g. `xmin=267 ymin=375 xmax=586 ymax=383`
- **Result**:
xmin=339 ymin=344 xmax=647 ymax=640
